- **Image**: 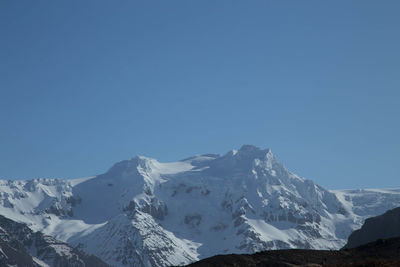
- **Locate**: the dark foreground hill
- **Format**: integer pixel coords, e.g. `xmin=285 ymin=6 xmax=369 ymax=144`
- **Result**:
xmin=186 ymin=237 xmax=400 ymax=267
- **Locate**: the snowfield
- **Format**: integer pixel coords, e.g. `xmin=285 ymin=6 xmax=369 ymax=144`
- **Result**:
xmin=0 ymin=145 xmax=399 ymax=266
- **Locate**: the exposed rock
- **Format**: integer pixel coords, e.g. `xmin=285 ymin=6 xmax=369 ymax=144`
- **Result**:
xmin=184 ymin=214 xmax=202 ymax=227
xmin=345 ymin=206 xmax=400 ymax=248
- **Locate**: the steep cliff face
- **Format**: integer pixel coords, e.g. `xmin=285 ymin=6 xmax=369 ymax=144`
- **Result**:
xmin=0 ymin=145 xmax=399 ymax=266
xmin=345 ymin=206 xmax=400 ymax=249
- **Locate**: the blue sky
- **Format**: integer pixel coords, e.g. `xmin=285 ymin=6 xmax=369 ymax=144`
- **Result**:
xmin=1 ymin=1 xmax=399 ymax=189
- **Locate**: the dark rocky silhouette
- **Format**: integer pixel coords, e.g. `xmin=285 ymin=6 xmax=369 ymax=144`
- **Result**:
xmin=345 ymin=206 xmax=400 ymax=249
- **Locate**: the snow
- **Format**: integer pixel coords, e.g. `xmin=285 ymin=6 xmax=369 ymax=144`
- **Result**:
xmin=32 ymin=257 xmax=51 ymax=267
xmin=69 ymin=176 xmax=96 ymax=187
xmin=148 ymin=160 xmax=194 ymax=175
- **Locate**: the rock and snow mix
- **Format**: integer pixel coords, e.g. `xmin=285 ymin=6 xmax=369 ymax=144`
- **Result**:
xmin=0 ymin=145 xmax=399 ymax=266
xmin=0 ymin=214 xmax=107 ymax=267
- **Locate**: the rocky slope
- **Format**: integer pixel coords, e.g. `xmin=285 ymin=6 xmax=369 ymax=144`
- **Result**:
xmin=0 ymin=214 xmax=108 ymax=267
xmin=344 ymin=206 xmax=400 ymax=248
xmin=0 ymin=145 xmax=399 ymax=266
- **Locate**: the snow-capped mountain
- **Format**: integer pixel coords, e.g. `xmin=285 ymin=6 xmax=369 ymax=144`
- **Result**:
xmin=0 ymin=145 xmax=399 ymax=266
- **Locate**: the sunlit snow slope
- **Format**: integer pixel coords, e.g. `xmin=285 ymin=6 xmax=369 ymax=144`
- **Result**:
xmin=0 ymin=145 xmax=399 ymax=266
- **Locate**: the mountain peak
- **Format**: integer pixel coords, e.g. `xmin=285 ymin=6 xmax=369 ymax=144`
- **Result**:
xmin=235 ymin=145 xmax=273 ymax=161
xmin=106 ymin=156 xmax=157 ymax=176
xmin=239 ymin=144 xmax=263 ymax=152
xmin=238 ymin=144 xmax=271 ymax=154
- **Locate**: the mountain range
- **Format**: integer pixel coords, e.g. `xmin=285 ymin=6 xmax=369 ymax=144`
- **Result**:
xmin=0 ymin=145 xmax=399 ymax=266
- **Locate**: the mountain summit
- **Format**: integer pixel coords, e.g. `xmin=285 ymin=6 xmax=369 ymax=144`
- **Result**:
xmin=0 ymin=145 xmax=399 ymax=266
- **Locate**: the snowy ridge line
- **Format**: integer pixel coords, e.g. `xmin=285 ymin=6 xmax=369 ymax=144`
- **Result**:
xmin=331 ymin=188 xmax=400 ymax=193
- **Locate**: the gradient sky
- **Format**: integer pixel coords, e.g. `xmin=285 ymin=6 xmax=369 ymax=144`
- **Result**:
xmin=1 ymin=1 xmax=399 ymax=189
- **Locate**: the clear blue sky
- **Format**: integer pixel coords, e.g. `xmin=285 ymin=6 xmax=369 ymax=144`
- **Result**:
xmin=1 ymin=1 xmax=399 ymax=189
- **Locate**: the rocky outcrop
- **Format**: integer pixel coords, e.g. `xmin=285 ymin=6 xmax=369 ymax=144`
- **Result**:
xmin=344 ymin=206 xmax=400 ymax=249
